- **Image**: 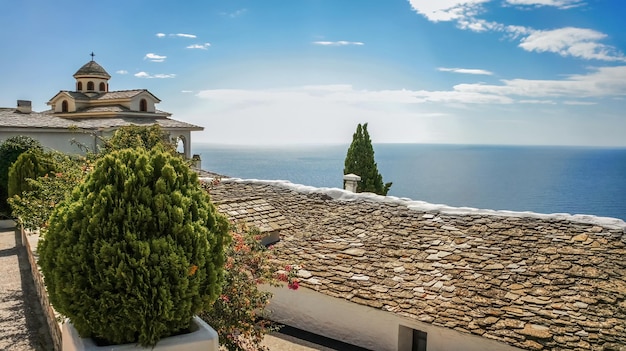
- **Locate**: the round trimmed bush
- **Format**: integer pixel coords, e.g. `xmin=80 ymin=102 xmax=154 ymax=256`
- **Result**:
xmin=8 ymin=149 xmax=54 ymax=199
xmin=0 ymin=135 xmax=42 ymax=213
xmin=38 ymin=147 xmax=228 ymax=346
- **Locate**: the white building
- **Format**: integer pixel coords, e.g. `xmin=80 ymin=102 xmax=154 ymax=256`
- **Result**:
xmin=0 ymin=58 xmax=202 ymax=158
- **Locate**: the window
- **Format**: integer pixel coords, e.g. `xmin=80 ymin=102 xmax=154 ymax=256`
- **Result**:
xmin=140 ymin=99 xmax=148 ymax=112
xmin=61 ymin=100 xmax=68 ymax=113
xmin=87 ymin=81 xmax=94 ymax=91
xmin=99 ymin=82 xmax=106 ymax=91
xmin=77 ymin=82 xmax=83 ymax=91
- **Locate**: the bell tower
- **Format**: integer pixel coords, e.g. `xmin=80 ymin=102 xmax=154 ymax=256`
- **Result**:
xmin=73 ymin=53 xmax=111 ymax=96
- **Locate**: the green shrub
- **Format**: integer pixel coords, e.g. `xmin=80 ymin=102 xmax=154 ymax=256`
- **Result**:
xmin=0 ymin=136 xmax=42 ymax=214
xmin=38 ymin=147 xmax=229 ymax=346
xmin=8 ymin=149 xmax=55 ymax=198
xmin=8 ymin=152 xmax=89 ymax=231
xmin=103 ymin=125 xmax=175 ymax=155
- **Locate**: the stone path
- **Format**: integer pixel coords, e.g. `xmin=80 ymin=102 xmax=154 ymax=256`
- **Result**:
xmin=0 ymin=225 xmax=54 ymax=351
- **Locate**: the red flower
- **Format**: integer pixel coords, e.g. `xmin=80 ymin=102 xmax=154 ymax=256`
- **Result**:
xmin=288 ymin=281 xmax=299 ymax=290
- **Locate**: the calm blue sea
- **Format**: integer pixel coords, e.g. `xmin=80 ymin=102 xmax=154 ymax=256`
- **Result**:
xmin=193 ymin=143 xmax=626 ymax=221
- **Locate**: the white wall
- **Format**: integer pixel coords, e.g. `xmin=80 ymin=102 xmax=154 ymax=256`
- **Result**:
xmin=0 ymin=131 xmax=99 ymax=155
xmin=264 ymin=285 xmax=524 ymax=351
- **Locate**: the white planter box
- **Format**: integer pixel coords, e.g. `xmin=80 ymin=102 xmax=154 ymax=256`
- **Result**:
xmin=62 ymin=316 xmax=218 ymax=351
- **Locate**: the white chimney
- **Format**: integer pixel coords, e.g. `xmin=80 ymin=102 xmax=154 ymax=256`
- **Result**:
xmin=16 ymin=100 xmax=32 ymax=114
xmin=343 ymin=173 xmax=361 ymax=193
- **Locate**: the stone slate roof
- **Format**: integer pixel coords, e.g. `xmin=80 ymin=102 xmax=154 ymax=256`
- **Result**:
xmin=0 ymin=108 xmax=201 ymax=130
xmin=73 ymin=60 xmax=111 ymax=79
xmin=217 ymin=197 xmax=292 ymax=233
xmin=51 ymin=90 xmax=159 ymax=103
xmin=208 ymin=179 xmax=626 ymax=351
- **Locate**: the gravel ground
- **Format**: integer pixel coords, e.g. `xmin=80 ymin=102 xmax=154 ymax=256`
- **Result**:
xmin=0 ymin=227 xmax=54 ymax=351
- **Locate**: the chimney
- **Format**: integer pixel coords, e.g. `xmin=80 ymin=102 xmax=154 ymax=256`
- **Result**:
xmin=343 ymin=173 xmax=361 ymax=193
xmin=16 ymin=100 xmax=32 ymax=114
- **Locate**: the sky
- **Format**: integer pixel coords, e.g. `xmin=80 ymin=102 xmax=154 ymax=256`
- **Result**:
xmin=1 ymin=0 xmax=625 ymax=146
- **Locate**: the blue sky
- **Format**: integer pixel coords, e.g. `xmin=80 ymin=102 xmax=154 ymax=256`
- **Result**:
xmin=1 ymin=0 xmax=625 ymax=146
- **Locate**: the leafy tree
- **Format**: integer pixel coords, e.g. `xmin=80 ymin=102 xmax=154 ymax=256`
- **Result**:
xmin=102 ymin=124 xmax=176 ymax=155
xmin=38 ymin=148 xmax=229 ymax=346
xmin=344 ymin=123 xmax=392 ymax=195
xmin=0 ymin=136 xmax=42 ymax=214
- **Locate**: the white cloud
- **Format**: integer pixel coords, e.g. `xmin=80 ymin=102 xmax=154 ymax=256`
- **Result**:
xmin=144 ymin=53 xmax=167 ymax=62
xmin=454 ymin=66 xmax=626 ymax=97
xmin=186 ymin=43 xmax=211 ymax=50
xmin=519 ymin=27 xmax=626 ymax=62
xmin=116 ymin=70 xmax=128 ymax=75
xmin=197 ymin=84 xmax=512 ymax=105
xmin=156 ymin=33 xmax=197 ymax=39
xmin=438 ymin=67 xmax=493 ymax=75
xmin=181 ymin=90 xmax=194 ymax=93
xmin=518 ymin=99 xmax=556 ymax=104
xmin=174 ymin=33 xmax=196 ymax=38
xmin=407 ymin=0 xmax=625 ymax=62
xmin=221 ymin=9 xmax=247 ymax=18
xmin=313 ymin=41 xmax=364 ymax=46
xmin=407 ymin=0 xmax=489 ymax=22
xmin=196 ymin=66 xmax=626 ymax=109
xmin=563 ymin=100 xmax=597 ymax=105
xmin=505 ymin=0 xmax=584 ymax=9
xmin=134 ymin=72 xmax=176 ymax=79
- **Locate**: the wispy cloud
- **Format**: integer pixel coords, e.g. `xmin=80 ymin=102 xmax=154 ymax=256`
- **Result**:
xmin=519 ymin=27 xmax=626 ymax=62
xmin=505 ymin=0 xmax=584 ymax=9
xmin=408 ymin=0 xmax=490 ymax=23
xmin=518 ymin=99 xmax=556 ymax=104
xmin=134 ymin=72 xmax=176 ymax=79
xmin=453 ymin=66 xmax=626 ymax=98
xmin=155 ymin=33 xmax=197 ymax=39
xmin=438 ymin=67 xmax=493 ymax=75
xmin=196 ymin=66 xmax=626 ymax=106
xmin=174 ymin=33 xmax=196 ymax=38
xmin=181 ymin=90 xmax=194 ymax=93
xmin=116 ymin=70 xmax=128 ymax=75
xmin=313 ymin=41 xmax=364 ymax=46
xmin=407 ymin=0 xmax=625 ymax=62
xmin=186 ymin=43 xmax=211 ymax=50
xmin=144 ymin=53 xmax=167 ymax=62
xmin=563 ymin=100 xmax=597 ymax=105
xmin=221 ymin=8 xmax=247 ymax=18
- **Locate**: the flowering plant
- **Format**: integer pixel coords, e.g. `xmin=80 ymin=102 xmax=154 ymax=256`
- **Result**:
xmin=9 ymin=152 xmax=92 ymax=232
xmin=200 ymin=220 xmax=299 ymax=351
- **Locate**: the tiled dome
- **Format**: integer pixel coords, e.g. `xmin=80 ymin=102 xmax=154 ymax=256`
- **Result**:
xmin=73 ymin=60 xmax=111 ymax=79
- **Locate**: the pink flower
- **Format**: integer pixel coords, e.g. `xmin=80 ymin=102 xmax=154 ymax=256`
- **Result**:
xmin=288 ymin=281 xmax=299 ymax=290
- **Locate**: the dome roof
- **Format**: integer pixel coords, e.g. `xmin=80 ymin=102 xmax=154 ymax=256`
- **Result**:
xmin=73 ymin=60 xmax=111 ymax=79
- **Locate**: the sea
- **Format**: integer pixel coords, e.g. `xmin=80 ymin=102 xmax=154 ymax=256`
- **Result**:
xmin=193 ymin=143 xmax=626 ymax=222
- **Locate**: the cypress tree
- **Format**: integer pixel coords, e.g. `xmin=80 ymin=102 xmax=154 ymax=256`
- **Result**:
xmin=343 ymin=123 xmax=392 ymax=195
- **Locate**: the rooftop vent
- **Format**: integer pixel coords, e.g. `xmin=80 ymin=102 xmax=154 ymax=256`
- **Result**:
xmin=17 ymin=100 xmax=32 ymax=114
